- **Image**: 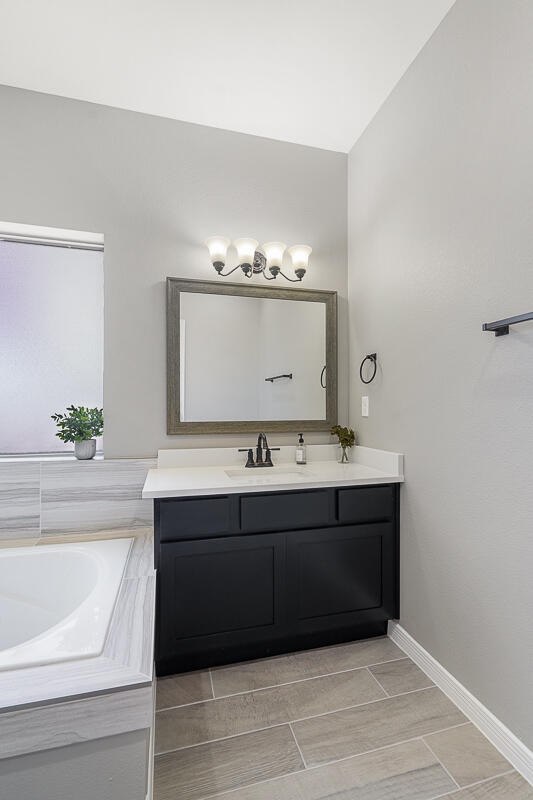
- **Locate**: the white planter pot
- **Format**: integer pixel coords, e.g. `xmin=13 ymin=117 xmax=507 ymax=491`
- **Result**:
xmin=74 ymin=439 xmax=96 ymax=460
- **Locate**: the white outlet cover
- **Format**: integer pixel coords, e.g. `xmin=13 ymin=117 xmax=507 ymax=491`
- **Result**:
xmin=362 ymin=396 xmax=369 ymax=417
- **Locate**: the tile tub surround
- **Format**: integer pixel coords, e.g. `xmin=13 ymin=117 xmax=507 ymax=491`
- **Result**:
xmin=0 ymin=457 xmax=155 ymax=539
xmin=0 ymin=528 xmax=155 ymax=800
xmin=144 ymin=444 xmax=403 ymax=498
xmin=0 ymin=461 xmax=40 ymax=538
xmin=154 ymin=638 xmax=528 ymax=800
xmin=0 ymin=530 xmax=155 ymax=726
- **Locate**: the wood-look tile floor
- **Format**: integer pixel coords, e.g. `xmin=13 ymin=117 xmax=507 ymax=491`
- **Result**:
xmin=154 ymin=637 xmax=532 ymax=800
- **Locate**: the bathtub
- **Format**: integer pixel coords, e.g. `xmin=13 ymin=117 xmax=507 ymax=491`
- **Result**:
xmin=0 ymin=537 xmax=132 ymax=671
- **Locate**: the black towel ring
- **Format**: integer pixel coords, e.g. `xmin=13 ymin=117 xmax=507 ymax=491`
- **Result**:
xmin=320 ymin=365 xmax=326 ymax=388
xmin=359 ymin=353 xmax=377 ymax=384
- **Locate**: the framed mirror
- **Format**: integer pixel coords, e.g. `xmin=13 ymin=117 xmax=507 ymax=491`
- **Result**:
xmin=167 ymin=277 xmax=337 ymax=434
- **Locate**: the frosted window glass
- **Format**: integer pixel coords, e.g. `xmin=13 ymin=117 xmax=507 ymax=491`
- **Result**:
xmin=0 ymin=241 xmax=103 ymax=454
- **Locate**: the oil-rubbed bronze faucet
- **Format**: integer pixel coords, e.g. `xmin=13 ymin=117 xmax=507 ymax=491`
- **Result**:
xmin=238 ymin=433 xmax=280 ymax=467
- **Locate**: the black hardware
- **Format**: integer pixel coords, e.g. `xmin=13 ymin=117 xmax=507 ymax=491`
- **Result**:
xmin=239 ymin=434 xmax=279 ymax=467
xmin=320 ymin=365 xmax=326 ymax=388
xmin=256 ymin=432 xmax=268 ymax=464
xmin=263 ymin=267 xmax=305 ymax=283
xmin=264 ymin=447 xmax=281 ymax=467
xmin=482 ymin=311 xmax=533 ymax=337
xmin=359 ymin=353 xmax=377 ymax=384
xmin=265 ymin=373 xmax=293 ymax=383
xmin=214 ymin=262 xmax=250 ymax=278
xmin=216 ymin=250 xmax=304 ymax=282
xmin=238 ymin=448 xmax=255 ymax=467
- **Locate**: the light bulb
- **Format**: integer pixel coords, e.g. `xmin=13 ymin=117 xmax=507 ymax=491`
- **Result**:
xmin=287 ymin=245 xmax=312 ymax=273
xmin=233 ymin=238 xmax=258 ymax=268
xmin=262 ymin=242 xmax=287 ymax=269
xmin=205 ymin=236 xmax=230 ymax=269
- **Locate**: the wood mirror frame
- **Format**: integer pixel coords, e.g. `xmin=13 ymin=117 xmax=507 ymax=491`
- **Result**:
xmin=166 ymin=277 xmax=337 ymax=434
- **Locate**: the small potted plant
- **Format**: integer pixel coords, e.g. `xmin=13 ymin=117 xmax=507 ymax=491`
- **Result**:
xmin=331 ymin=424 xmax=355 ymax=463
xmin=51 ymin=405 xmax=104 ymax=460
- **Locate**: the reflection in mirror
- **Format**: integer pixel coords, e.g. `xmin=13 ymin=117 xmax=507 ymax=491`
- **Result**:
xmin=180 ymin=293 xmax=326 ymax=421
xmin=167 ymin=278 xmax=337 ymax=434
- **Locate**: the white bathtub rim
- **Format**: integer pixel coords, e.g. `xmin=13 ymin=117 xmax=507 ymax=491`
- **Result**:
xmin=0 ymin=538 xmax=133 ymax=671
xmin=0 ymin=531 xmax=155 ymax=715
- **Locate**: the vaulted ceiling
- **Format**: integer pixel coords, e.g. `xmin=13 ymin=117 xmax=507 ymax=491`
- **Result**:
xmin=0 ymin=0 xmax=456 ymax=152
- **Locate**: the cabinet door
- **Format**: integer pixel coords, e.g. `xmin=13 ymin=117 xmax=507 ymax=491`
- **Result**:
xmin=157 ymin=533 xmax=285 ymax=669
xmin=286 ymin=523 xmax=396 ymax=633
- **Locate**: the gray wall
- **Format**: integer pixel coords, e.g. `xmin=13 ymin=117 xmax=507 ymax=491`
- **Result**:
xmin=0 ymin=86 xmax=347 ymax=457
xmin=348 ymin=0 xmax=533 ymax=747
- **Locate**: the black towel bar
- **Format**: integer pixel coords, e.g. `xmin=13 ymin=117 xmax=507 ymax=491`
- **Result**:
xmin=482 ymin=312 xmax=533 ymax=337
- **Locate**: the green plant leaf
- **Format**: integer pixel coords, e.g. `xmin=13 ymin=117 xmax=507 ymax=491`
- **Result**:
xmin=51 ymin=405 xmax=104 ymax=444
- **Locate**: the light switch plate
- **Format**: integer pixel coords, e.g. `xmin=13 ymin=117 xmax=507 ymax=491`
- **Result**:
xmin=362 ymin=396 xmax=369 ymax=417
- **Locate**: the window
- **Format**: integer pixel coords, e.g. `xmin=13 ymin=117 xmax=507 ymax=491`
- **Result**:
xmin=0 ymin=227 xmax=103 ymax=455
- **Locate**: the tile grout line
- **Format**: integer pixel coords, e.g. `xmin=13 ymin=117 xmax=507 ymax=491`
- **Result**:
xmin=157 ymin=663 xmax=380 ymax=711
xmin=155 ymin=685 xmax=443 ymax=755
xmin=208 ymin=668 xmax=215 ymax=700
xmin=452 ymin=767 xmax=517 ymax=791
xmin=210 ymin=654 xmax=410 ymax=696
xmin=364 ymin=665 xmax=390 ymax=697
xmin=155 ymin=657 xmax=422 ymax=713
xmin=164 ymin=681 xmax=444 ymax=723
xmin=420 ymin=736 xmax=461 ymax=790
xmin=155 ymin=716 xmax=473 ymax=761
xmin=170 ymin=728 xmax=487 ymax=800
xmin=192 ymin=768 xmax=310 ymax=800
xmin=288 ymin=721 xmax=308 ymax=770
xmin=423 ymin=767 xmax=518 ymax=800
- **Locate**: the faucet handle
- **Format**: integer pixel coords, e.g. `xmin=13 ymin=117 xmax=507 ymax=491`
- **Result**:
xmin=238 ymin=448 xmax=255 ymax=468
xmin=264 ymin=447 xmax=280 ymax=467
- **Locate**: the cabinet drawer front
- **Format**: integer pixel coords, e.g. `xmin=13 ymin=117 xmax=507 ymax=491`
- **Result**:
xmin=338 ymin=485 xmax=394 ymax=524
xmin=240 ymin=490 xmax=329 ymax=532
xmin=158 ymin=496 xmax=231 ymax=541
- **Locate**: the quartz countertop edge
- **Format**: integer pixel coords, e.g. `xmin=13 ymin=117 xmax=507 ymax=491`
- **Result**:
xmin=143 ymin=445 xmax=404 ymax=499
xmin=0 ymin=529 xmax=155 ymax=714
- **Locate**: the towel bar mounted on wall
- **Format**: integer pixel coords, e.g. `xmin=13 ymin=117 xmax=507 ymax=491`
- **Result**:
xmin=265 ymin=373 xmax=293 ymax=382
xmin=482 ymin=311 xmax=533 ymax=337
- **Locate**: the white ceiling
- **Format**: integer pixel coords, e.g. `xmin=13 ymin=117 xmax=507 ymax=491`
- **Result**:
xmin=0 ymin=0 xmax=456 ymax=153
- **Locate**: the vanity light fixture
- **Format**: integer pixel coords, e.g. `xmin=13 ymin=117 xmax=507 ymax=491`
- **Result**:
xmin=205 ymin=237 xmax=312 ymax=282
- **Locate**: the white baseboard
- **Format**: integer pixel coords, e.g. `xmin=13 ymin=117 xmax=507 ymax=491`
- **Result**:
xmin=388 ymin=621 xmax=533 ymax=786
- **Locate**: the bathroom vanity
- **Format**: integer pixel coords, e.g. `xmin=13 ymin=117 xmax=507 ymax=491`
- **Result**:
xmin=143 ymin=445 xmax=403 ymax=676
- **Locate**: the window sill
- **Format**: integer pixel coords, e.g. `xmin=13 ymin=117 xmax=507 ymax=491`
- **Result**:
xmin=0 ymin=453 xmax=105 ymax=463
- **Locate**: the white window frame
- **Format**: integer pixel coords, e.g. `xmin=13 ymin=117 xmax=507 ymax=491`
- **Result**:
xmin=0 ymin=221 xmax=104 ymax=460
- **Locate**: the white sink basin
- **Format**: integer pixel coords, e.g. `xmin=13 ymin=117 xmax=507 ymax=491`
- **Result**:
xmin=224 ymin=466 xmax=310 ymax=484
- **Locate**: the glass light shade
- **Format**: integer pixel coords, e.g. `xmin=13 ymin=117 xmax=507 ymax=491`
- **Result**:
xmin=205 ymin=236 xmax=230 ymax=265
xmin=262 ymin=242 xmax=286 ymax=269
xmin=288 ymin=245 xmax=312 ymax=271
xmin=233 ymin=238 xmax=258 ymax=266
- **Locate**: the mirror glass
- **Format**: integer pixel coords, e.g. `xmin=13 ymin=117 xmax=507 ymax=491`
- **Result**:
xmin=167 ymin=278 xmax=337 ymax=434
xmin=180 ymin=292 xmax=325 ymax=421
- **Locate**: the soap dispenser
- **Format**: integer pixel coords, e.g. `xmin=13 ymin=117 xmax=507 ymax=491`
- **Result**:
xmin=295 ymin=433 xmax=306 ymax=465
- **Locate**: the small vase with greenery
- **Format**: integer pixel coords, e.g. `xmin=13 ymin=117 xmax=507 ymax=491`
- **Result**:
xmin=51 ymin=405 xmax=104 ymax=460
xmin=331 ymin=424 xmax=355 ymax=463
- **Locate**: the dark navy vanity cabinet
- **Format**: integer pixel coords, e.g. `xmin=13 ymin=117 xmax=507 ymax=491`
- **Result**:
xmin=154 ymin=484 xmax=400 ymax=675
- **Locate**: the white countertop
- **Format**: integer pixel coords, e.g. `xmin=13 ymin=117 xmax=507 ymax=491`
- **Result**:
xmin=142 ymin=445 xmax=404 ymax=498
